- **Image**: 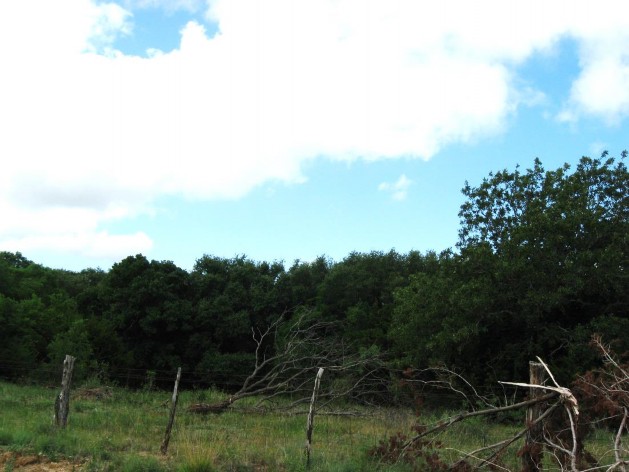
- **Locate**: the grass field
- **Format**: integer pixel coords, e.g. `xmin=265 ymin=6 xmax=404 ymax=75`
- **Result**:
xmin=0 ymin=381 xmax=622 ymax=471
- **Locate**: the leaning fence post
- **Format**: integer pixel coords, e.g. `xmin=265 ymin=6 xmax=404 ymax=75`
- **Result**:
xmin=160 ymin=367 xmax=182 ymax=454
xmin=54 ymin=354 xmax=76 ymax=428
xmin=522 ymin=361 xmax=547 ymax=471
xmin=305 ymin=367 xmax=324 ymax=467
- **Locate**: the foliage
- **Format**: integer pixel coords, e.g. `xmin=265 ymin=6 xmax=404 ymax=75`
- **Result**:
xmin=391 ymin=152 xmax=628 ymax=385
xmin=0 ymin=151 xmax=626 ymax=399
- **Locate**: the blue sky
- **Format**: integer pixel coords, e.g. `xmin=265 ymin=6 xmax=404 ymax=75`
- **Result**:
xmin=1 ymin=1 xmax=628 ymax=272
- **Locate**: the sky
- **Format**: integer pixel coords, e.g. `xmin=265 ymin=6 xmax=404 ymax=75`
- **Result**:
xmin=1 ymin=0 xmax=628 ymax=272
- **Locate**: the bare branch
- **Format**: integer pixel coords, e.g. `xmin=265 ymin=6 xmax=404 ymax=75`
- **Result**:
xmin=614 ymin=408 xmax=628 ymax=472
xmin=189 ymin=310 xmax=385 ymax=414
xmin=454 ymin=400 xmax=562 ymax=470
xmin=406 ymin=366 xmax=497 ymax=410
xmin=400 ymin=392 xmax=558 ymax=455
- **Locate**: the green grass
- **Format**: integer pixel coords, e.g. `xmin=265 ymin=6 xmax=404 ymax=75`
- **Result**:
xmin=0 ymin=381 xmax=623 ymax=471
xmin=0 ymin=381 xmax=413 ymax=471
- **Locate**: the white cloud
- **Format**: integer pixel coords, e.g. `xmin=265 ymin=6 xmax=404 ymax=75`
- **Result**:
xmin=555 ymin=4 xmax=629 ymax=122
xmin=1 ymin=0 xmax=628 ymax=264
xmin=0 ymin=199 xmax=153 ymax=261
xmin=379 ymin=175 xmax=413 ymax=201
xmin=125 ymin=0 xmax=204 ymax=13
xmin=1 ymin=231 xmax=153 ymax=260
xmin=562 ymin=52 xmax=629 ymax=123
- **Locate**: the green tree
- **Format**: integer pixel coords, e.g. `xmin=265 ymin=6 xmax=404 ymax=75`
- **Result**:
xmin=102 ymin=255 xmax=194 ymax=375
xmin=471 ymin=153 xmax=627 ymax=379
xmin=278 ymin=256 xmax=331 ymax=308
xmin=389 ymin=250 xmax=495 ymax=379
xmin=47 ymin=319 xmax=95 ymax=381
xmin=0 ymin=294 xmax=38 ymax=378
xmin=191 ymin=255 xmax=286 ymax=351
xmin=317 ymin=250 xmax=416 ymax=350
xmin=393 ymin=153 xmax=628 ymax=384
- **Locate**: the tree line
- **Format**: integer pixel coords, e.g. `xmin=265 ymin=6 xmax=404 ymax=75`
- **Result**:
xmin=0 ymin=153 xmax=627 ymax=395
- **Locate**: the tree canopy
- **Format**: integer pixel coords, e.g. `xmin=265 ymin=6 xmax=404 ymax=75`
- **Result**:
xmin=0 ymin=152 xmax=626 ymax=395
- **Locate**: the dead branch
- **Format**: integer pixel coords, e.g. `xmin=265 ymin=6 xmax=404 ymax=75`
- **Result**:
xmin=500 ymin=358 xmax=583 ymax=471
xmin=450 ymin=399 xmax=563 ymax=470
xmin=386 ymin=345 xmax=629 ymax=471
xmin=400 ymin=392 xmax=558 ymax=453
xmin=188 ymin=311 xmax=386 ymax=413
xmin=404 ymin=366 xmax=497 ymax=410
xmin=571 ymin=335 xmax=629 ymax=471
xmin=614 ymin=408 xmax=628 ymax=472
xmin=395 ymin=358 xmax=592 ymax=470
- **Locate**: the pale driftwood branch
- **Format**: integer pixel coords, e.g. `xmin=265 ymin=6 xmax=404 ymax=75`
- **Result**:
xmin=499 ymin=380 xmax=580 ymax=419
xmin=580 ymin=459 xmax=629 ymax=472
xmin=567 ymin=405 xmax=580 ymax=472
xmin=501 ymin=358 xmax=581 ymax=471
xmin=537 ymin=356 xmax=580 ymax=418
xmin=613 ymin=408 xmax=628 ymax=472
xmin=607 ymin=462 xmax=629 ymax=472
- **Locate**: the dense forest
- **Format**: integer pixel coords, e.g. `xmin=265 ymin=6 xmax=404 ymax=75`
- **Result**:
xmin=1 ymin=153 xmax=627 ymax=397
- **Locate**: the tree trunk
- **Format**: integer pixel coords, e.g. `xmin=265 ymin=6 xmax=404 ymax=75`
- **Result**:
xmin=54 ymin=355 xmax=76 ymax=428
xmin=305 ymin=367 xmax=324 ymax=467
xmin=160 ymin=367 xmax=182 ymax=454
xmin=522 ymin=361 xmax=547 ymax=471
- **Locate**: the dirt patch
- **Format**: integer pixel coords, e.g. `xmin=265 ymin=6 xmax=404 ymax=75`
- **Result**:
xmin=0 ymin=451 xmax=84 ymax=471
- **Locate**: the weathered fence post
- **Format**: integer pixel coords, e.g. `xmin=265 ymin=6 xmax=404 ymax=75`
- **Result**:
xmin=305 ymin=367 xmax=324 ymax=467
xmin=522 ymin=361 xmax=547 ymax=471
xmin=160 ymin=367 xmax=182 ymax=454
xmin=54 ymin=354 xmax=76 ymax=428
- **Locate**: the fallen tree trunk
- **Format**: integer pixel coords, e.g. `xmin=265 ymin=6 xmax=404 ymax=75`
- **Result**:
xmin=187 ymin=399 xmax=233 ymax=414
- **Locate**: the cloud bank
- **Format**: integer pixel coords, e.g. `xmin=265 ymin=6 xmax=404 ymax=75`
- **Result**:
xmin=1 ymin=0 xmax=628 ymax=262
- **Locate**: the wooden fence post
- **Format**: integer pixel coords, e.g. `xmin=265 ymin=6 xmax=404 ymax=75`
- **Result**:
xmin=160 ymin=367 xmax=182 ymax=455
xmin=522 ymin=361 xmax=547 ymax=471
xmin=305 ymin=367 xmax=324 ymax=467
xmin=54 ymin=355 xmax=76 ymax=428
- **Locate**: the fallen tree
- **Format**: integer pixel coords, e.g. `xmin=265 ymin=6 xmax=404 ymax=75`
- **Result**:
xmin=188 ymin=311 xmax=386 ymax=413
xmin=371 ymin=341 xmax=628 ymax=471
